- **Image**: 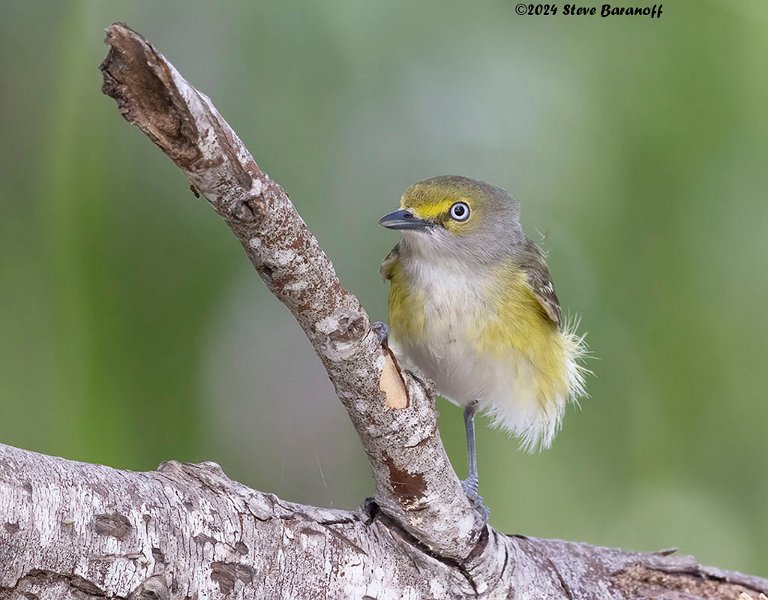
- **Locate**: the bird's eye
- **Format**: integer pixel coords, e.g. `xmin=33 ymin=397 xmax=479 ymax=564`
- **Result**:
xmin=449 ymin=201 xmax=470 ymax=222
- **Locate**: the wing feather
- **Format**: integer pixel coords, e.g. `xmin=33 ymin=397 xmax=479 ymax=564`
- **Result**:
xmin=380 ymin=242 xmax=401 ymax=281
xmin=519 ymin=240 xmax=561 ymax=326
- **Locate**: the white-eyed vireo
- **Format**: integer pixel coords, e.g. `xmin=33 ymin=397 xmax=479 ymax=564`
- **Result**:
xmin=379 ymin=175 xmax=587 ymax=507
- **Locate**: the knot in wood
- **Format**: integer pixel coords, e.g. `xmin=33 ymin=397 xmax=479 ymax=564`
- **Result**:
xmin=211 ymin=562 xmax=255 ymax=594
xmin=316 ymin=310 xmax=367 ymax=362
xmin=229 ymin=194 xmax=265 ymax=224
xmin=129 ymin=575 xmax=169 ymax=600
xmin=92 ymin=512 xmax=133 ymax=540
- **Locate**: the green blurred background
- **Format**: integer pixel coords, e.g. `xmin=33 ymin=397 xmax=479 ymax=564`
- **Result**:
xmin=1 ymin=0 xmax=766 ymax=575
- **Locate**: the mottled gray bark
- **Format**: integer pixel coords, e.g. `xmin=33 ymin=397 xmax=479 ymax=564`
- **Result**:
xmin=1 ymin=444 xmax=766 ymax=599
xmin=0 ymin=22 xmax=766 ymax=600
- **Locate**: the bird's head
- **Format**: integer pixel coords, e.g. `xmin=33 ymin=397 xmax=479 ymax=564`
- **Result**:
xmin=379 ymin=175 xmax=524 ymax=262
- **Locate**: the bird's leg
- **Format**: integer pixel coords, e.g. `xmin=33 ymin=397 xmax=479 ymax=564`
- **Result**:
xmin=462 ymin=400 xmax=489 ymax=518
xmin=462 ymin=401 xmax=480 ymax=495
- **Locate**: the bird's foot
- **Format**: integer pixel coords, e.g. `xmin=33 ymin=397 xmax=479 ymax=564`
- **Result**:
xmin=372 ymin=321 xmax=390 ymax=347
xmin=461 ymin=477 xmax=490 ymax=521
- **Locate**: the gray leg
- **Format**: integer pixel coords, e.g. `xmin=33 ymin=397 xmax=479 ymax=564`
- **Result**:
xmin=463 ymin=401 xmax=479 ymax=495
xmin=461 ymin=401 xmax=489 ymax=519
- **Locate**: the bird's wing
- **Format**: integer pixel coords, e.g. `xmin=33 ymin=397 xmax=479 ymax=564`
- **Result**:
xmin=380 ymin=242 xmax=401 ymax=280
xmin=519 ymin=241 xmax=561 ymax=326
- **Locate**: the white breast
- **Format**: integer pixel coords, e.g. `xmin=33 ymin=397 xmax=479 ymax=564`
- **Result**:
xmin=392 ymin=261 xmax=491 ymax=402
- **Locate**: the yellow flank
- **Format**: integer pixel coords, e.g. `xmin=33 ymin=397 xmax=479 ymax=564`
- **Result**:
xmin=476 ymin=262 xmax=569 ymax=402
xmin=386 ymin=260 xmax=426 ymax=341
xmin=387 ymin=253 xmax=569 ymax=409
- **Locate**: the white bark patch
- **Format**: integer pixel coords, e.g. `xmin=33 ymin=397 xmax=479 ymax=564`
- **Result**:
xmin=273 ymin=248 xmax=298 ymax=268
xmin=247 ymin=494 xmax=273 ymax=521
xmin=250 ymin=178 xmax=263 ymax=197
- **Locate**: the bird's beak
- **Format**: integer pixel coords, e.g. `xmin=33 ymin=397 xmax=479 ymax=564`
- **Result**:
xmin=378 ymin=209 xmax=432 ymax=231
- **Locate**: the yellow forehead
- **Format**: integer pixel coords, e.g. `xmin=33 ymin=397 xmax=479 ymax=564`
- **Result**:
xmin=398 ymin=175 xmax=506 ymax=225
xmin=401 ymin=196 xmax=462 ymax=220
xmin=400 ymin=179 xmax=477 ymax=220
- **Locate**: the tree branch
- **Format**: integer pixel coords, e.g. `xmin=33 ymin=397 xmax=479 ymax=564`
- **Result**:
xmin=0 ymin=22 xmax=766 ymax=599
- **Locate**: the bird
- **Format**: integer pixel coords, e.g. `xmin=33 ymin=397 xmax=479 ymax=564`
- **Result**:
xmin=378 ymin=175 xmax=587 ymax=508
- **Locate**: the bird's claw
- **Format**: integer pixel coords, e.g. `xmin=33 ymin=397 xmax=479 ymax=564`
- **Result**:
xmin=372 ymin=321 xmax=390 ymax=347
xmin=461 ymin=478 xmax=490 ymax=521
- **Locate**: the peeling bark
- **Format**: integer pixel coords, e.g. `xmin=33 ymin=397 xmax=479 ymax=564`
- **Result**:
xmin=0 ymin=22 xmax=766 ymax=599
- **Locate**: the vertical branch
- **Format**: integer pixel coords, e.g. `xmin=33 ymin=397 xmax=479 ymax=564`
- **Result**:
xmin=99 ymin=22 xmax=487 ymax=559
